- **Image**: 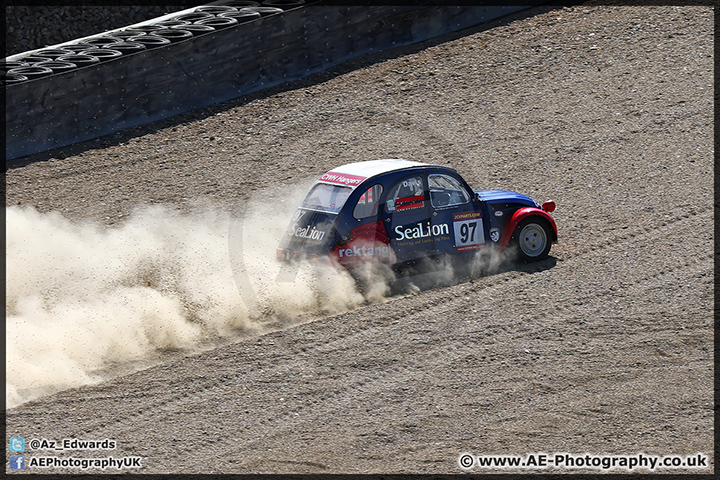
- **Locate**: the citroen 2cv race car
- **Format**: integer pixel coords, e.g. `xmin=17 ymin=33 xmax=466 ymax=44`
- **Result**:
xmin=277 ymin=159 xmax=557 ymax=271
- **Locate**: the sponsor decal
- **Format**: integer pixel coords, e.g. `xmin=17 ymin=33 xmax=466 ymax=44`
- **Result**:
xmin=402 ymin=178 xmax=423 ymax=190
xmin=452 ymin=211 xmax=484 ymax=251
xmin=395 ymin=222 xmax=449 ymax=241
xmin=289 ymin=223 xmax=326 ymax=242
xmin=396 ymin=195 xmax=425 ymax=211
xmin=335 ymin=221 xmax=396 ymax=266
xmin=338 ymin=244 xmax=393 ymax=258
xmin=452 ymin=211 xmax=482 ymax=222
xmin=490 ymin=227 xmax=500 ymax=242
xmin=494 ymin=210 xmax=504 ymax=217
xmin=319 ymin=171 xmax=366 ymax=187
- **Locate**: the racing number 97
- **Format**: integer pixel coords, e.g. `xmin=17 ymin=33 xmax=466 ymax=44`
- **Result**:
xmin=460 ymin=221 xmax=477 ymax=243
xmin=453 ymin=216 xmax=483 ymax=250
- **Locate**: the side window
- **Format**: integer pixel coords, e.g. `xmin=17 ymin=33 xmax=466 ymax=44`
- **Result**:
xmin=353 ymin=184 xmax=383 ymax=219
xmin=428 ymin=174 xmax=470 ymax=208
xmin=385 ymin=175 xmax=426 ymax=213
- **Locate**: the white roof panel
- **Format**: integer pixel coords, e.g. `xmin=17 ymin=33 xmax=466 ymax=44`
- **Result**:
xmin=317 ymin=159 xmax=432 ymax=188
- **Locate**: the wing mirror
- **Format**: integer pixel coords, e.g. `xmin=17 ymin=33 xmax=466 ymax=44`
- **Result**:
xmin=542 ymin=200 xmax=556 ymax=212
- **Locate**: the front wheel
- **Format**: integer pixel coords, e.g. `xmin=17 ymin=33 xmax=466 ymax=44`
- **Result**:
xmin=512 ymin=217 xmax=552 ymax=262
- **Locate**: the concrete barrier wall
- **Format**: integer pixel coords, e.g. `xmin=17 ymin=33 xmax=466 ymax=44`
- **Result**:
xmin=5 ymin=5 xmax=534 ymax=161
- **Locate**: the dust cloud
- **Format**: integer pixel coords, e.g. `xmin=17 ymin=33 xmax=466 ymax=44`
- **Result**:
xmin=5 ymin=192 xmax=367 ymax=409
xmin=5 ymin=187 xmax=507 ymax=409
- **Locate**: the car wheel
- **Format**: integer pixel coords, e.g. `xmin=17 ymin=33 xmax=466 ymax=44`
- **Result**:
xmin=349 ymin=262 xmax=395 ymax=298
xmin=512 ymin=217 xmax=551 ymax=262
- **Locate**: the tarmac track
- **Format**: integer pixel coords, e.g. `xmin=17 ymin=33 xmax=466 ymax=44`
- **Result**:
xmin=5 ymin=2 xmax=714 ymax=474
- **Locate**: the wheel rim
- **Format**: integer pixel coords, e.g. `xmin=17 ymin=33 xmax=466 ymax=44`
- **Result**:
xmin=519 ymin=223 xmax=547 ymax=257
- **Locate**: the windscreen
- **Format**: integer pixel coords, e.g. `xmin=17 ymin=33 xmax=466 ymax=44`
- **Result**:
xmin=301 ymin=183 xmax=353 ymax=214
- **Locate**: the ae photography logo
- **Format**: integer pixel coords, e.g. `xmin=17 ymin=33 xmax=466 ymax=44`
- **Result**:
xmin=8 ymin=436 xmax=142 ymax=472
xmin=459 ymin=452 xmax=710 ymax=472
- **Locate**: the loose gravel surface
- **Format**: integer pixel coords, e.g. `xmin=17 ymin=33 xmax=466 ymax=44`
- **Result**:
xmin=5 ymin=3 xmax=714 ymax=475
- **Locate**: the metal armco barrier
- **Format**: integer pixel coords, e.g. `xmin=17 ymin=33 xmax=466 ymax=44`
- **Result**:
xmin=5 ymin=5 xmax=534 ymax=161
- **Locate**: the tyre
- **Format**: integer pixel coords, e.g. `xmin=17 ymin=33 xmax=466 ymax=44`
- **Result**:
xmin=124 ymin=25 xmax=163 ymax=33
xmin=174 ymin=12 xmax=213 ymax=23
xmin=219 ymin=11 xmax=261 ymax=23
xmin=170 ymin=24 xmax=215 ymax=36
xmin=17 ymin=55 xmax=52 ymax=64
xmin=195 ymin=17 xmax=239 ymax=29
xmin=113 ymin=30 xmax=147 ymax=40
xmin=56 ymin=54 xmax=100 ymax=67
xmin=34 ymin=60 xmax=78 ymax=73
xmin=78 ymin=49 xmax=122 ymax=61
xmin=126 ymin=35 xmax=171 ymax=49
xmin=7 ymin=66 xmax=53 ymax=80
xmin=34 ymin=48 xmax=73 ymax=59
xmin=103 ymin=42 xmax=146 ymax=55
xmin=155 ymin=20 xmax=190 ymax=28
xmin=60 ymin=44 xmax=102 ymax=53
xmin=195 ymin=5 xmax=238 ymax=14
xmin=512 ymin=217 xmax=552 ymax=262
xmin=152 ymin=29 xmax=193 ymax=43
xmin=348 ymin=262 xmax=395 ymax=299
xmin=239 ymin=6 xmax=284 ymax=16
xmin=79 ymin=36 xmax=122 ymax=47
xmin=2 ymin=72 xmax=28 ymax=85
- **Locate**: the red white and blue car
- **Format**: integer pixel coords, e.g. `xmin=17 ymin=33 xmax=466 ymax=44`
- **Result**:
xmin=277 ymin=159 xmax=557 ymax=270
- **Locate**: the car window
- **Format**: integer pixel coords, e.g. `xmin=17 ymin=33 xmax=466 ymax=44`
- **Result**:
xmin=353 ymin=184 xmax=383 ymax=219
xmin=302 ymin=183 xmax=353 ymax=214
xmin=428 ymin=174 xmax=470 ymax=208
xmin=385 ymin=175 xmax=426 ymax=213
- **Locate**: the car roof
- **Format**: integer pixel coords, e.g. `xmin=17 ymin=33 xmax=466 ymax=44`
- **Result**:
xmin=318 ymin=159 xmax=440 ymax=189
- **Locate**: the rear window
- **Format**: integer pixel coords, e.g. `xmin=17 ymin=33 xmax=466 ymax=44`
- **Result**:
xmin=301 ymin=183 xmax=353 ymax=214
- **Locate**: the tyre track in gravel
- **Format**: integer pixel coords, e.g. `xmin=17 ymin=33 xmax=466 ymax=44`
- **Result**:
xmin=151 ymin=210 xmax=714 ymax=473
xmin=26 ymin=206 xmax=711 ymax=473
xmin=240 ymin=212 xmax=713 ymax=468
xmin=7 ymin=165 xmax=712 ymax=473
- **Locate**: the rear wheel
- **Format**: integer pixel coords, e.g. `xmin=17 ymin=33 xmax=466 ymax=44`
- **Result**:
xmin=348 ymin=262 xmax=395 ymax=299
xmin=512 ymin=217 xmax=552 ymax=262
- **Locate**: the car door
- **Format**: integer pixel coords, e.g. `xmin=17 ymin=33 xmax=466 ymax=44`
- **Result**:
xmin=381 ymin=174 xmax=435 ymax=263
xmin=428 ymin=173 xmax=487 ymax=255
